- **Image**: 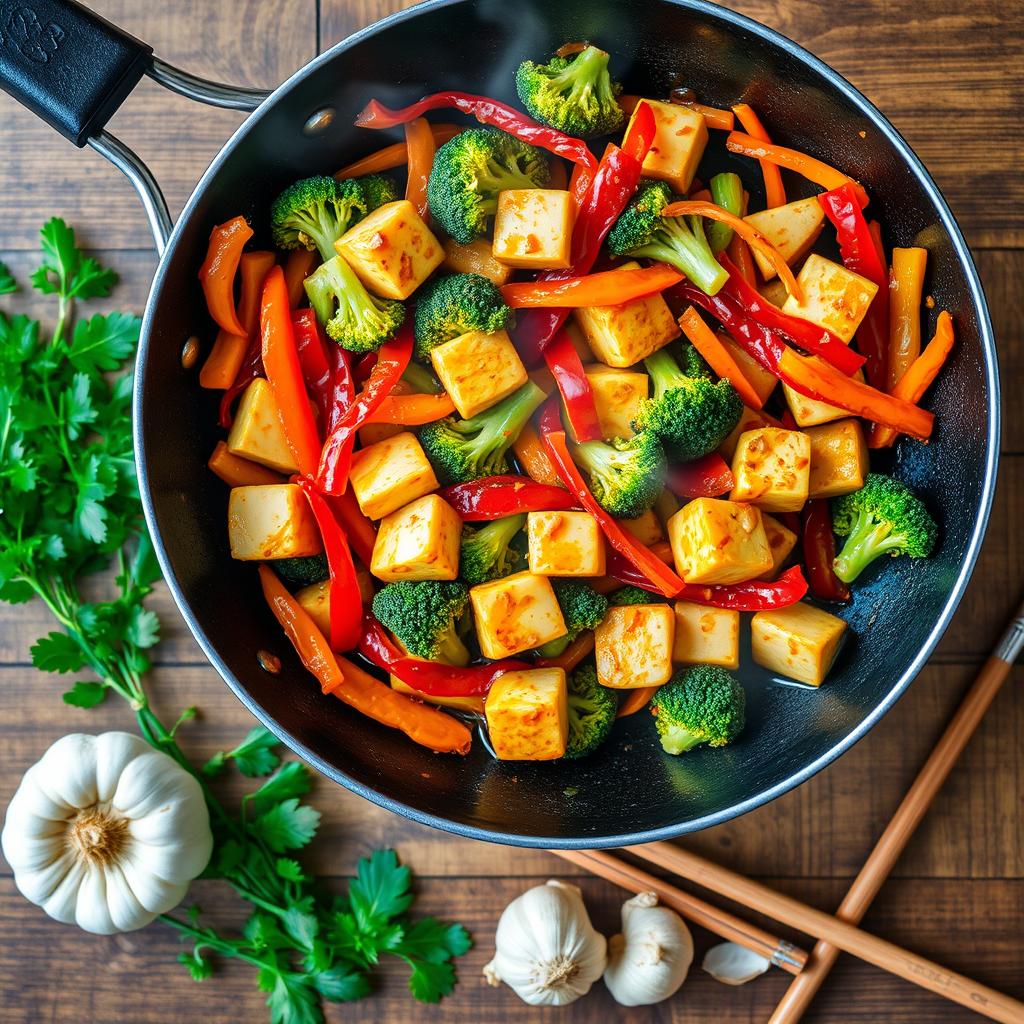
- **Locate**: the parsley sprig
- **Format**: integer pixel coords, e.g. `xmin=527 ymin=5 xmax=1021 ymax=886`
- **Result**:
xmin=0 ymin=220 xmax=470 ymax=1022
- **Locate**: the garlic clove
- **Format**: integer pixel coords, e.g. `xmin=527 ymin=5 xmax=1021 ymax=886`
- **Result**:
xmin=702 ymin=941 xmax=772 ymax=985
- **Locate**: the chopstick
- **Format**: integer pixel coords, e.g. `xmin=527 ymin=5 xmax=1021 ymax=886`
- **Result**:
xmin=625 ymin=842 xmax=1024 ymax=1024
xmin=552 ymin=848 xmax=806 ymax=973
xmin=769 ymin=598 xmax=1024 ymax=1022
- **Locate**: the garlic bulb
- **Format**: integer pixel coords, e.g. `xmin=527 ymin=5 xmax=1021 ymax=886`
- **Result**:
xmin=2 ymin=732 xmax=213 ymax=935
xmin=483 ymin=880 xmax=607 ymax=1005
xmin=603 ymin=891 xmax=693 ymax=1006
xmin=702 ymin=941 xmax=772 ymax=985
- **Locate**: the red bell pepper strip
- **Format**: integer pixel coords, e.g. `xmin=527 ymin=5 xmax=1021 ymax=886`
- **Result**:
xmin=801 ymin=500 xmax=850 ymax=603
xmin=327 ymin=489 xmax=377 ymax=567
xmin=198 ymin=215 xmax=252 ymax=336
xmin=317 ymin=326 xmax=413 ymax=494
xmin=502 ymin=263 xmax=683 ymax=309
xmin=355 ymin=92 xmax=597 ymax=170
xmin=543 ymin=328 xmax=602 ymax=442
xmin=291 ymin=309 xmax=333 ymax=427
xmin=352 ymin=351 xmax=378 ymax=385
xmin=324 ymin=342 xmax=355 ymax=437
xmin=440 ymin=475 xmax=579 ymax=521
xmin=667 ymin=453 xmax=735 ymax=498
xmin=260 ymin=267 xmax=321 ymax=478
xmin=295 ymin=478 xmax=363 ymax=651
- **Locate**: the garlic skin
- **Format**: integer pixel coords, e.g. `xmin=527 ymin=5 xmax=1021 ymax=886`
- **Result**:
xmin=603 ymin=891 xmax=693 ymax=1006
xmin=2 ymin=732 xmax=213 ymax=935
xmin=483 ymin=880 xmax=607 ymax=1005
xmin=702 ymin=941 xmax=772 ymax=985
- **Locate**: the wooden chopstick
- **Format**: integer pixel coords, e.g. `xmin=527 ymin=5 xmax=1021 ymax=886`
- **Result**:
xmin=625 ymin=842 xmax=1024 ymax=1024
xmin=769 ymin=599 xmax=1024 ymax=1023
xmin=552 ymin=848 xmax=806 ymax=973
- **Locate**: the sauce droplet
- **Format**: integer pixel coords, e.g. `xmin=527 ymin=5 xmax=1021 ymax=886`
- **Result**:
xmin=181 ymin=335 xmax=201 ymax=370
xmin=257 ymin=649 xmax=281 ymax=674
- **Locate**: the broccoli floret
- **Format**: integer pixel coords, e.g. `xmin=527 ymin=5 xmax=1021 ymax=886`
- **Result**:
xmin=427 ymin=128 xmax=550 ymax=243
xmin=632 ymin=346 xmax=742 ymax=462
xmin=274 ymin=554 xmax=329 ymax=587
xmin=413 ymin=273 xmax=512 ymax=360
xmin=564 ymin=662 xmax=619 ymax=758
xmin=651 ymin=666 xmax=746 ymax=755
xmin=460 ymin=514 xmax=526 ymax=585
xmin=419 ymin=380 xmax=546 ymax=485
xmin=569 ymin=431 xmax=666 ymax=520
xmin=831 ymin=473 xmax=938 ymax=583
xmin=371 ymin=580 xmax=471 ymax=666
xmin=607 ymin=585 xmax=667 ymax=606
xmin=536 ymin=580 xmax=610 ymax=658
xmin=358 ymin=173 xmax=398 ymax=211
xmin=608 ymin=180 xmax=729 ymax=295
xmin=270 ymin=175 xmax=367 ymax=262
xmin=515 ymin=45 xmax=624 ymax=139
xmin=706 ymin=172 xmax=743 ymax=254
xmin=304 ymin=254 xmax=405 ymax=354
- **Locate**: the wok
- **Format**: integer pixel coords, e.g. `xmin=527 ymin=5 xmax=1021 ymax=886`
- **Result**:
xmin=0 ymin=0 xmax=998 ymax=847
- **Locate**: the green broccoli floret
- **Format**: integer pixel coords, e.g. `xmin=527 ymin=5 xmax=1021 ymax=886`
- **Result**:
xmin=413 ymin=273 xmax=512 ymax=360
xmin=460 ymin=514 xmax=526 ymax=585
xmin=536 ymin=580 xmax=610 ymax=658
xmin=651 ymin=666 xmax=746 ymax=755
xmin=564 ymin=662 xmax=619 ymax=758
xmin=706 ymin=172 xmax=743 ymax=254
xmin=632 ymin=346 xmax=742 ymax=462
xmin=607 ymin=585 xmax=667 ymax=606
xmin=515 ymin=45 xmax=624 ymax=139
xmin=608 ymin=180 xmax=729 ymax=295
xmin=427 ymin=128 xmax=550 ymax=243
xmin=304 ymin=254 xmax=405 ymax=354
xmin=270 ymin=175 xmax=366 ymax=261
xmin=831 ymin=473 xmax=938 ymax=583
xmin=358 ymin=173 xmax=398 ymax=211
xmin=419 ymin=380 xmax=546 ymax=485
xmin=569 ymin=431 xmax=666 ymax=520
xmin=274 ymin=554 xmax=328 ymax=587
xmin=371 ymin=580 xmax=471 ymax=666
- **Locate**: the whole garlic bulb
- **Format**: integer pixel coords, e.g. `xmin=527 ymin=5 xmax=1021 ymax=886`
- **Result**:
xmin=2 ymin=732 xmax=213 ymax=935
xmin=483 ymin=880 xmax=607 ymax=1005
xmin=604 ymin=891 xmax=693 ymax=1006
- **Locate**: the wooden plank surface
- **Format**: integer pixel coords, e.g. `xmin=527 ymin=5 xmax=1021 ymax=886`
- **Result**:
xmin=0 ymin=1 xmax=1021 ymax=1023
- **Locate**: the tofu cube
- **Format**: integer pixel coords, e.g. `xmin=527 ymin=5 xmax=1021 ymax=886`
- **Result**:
xmin=572 ymin=261 xmax=679 ymax=368
xmin=784 ymin=365 xmax=865 ymax=427
xmin=730 ymin=427 xmax=811 ymax=513
xmin=751 ymin=602 xmax=847 ymax=686
xmin=718 ymin=333 xmax=779 ymax=406
xmin=429 ymin=329 xmax=527 ymax=419
xmin=228 ymin=484 xmax=321 ymax=561
xmin=485 ymin=668 xmax=568 ymax=760
xmin=628 ymin=99 xmax=707 ymax=192
xmin=618 ymin=508 xmax=664 ymax=546
xmin=335 ymin=200 xmax=444 ymax=300
xmin=759 ymin=278 xmax=790 ymax=307
xmin=667 ymin=497 xmax=773 ymax=584
xmin=226 ymin=378 xmax=297 ymax=474
xmin=806 ymin=419 xmax=870 ymax=499
xmin=584 ymin=364 xmax=649 ymax=440
xmin=391 ymin=674 xmax=485 ymax=715
xmin=470 ymin=571 xmax=567 ymax=658
xmin=442 ymin=236 xmax=512 ymax=285
xmin=370 ymin=494 xmax=462 ymax=582
xmin=719 ymin=406 xmax=774 ymax=462
xmin=760 ymin=513 xmax=799 ymax=580
xmin=744 ymin=198 xmax=825 ymax=279
xmin=527 ymin=511 xmax=606 ymax=577
xmin=349 ymin=431 xmax=438 ymax=521
xmin=594 ymin=604 xmax=675 ymax=689
xmin=358 ymin=421 xmax=404 ymax=447
xmin=782 ymin=254 xmax=879 ymax=343
xmin=492 ymin=189 xmax=573 ymax=270
xmin=672 ymin=601 xmax=740 ymax=669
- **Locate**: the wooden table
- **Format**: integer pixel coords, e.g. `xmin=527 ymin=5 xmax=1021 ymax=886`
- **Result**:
xmin=0 ymin=2 xmax=1020 ymax=1021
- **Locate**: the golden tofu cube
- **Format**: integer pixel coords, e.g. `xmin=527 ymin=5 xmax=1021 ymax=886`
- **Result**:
xmin=584 ymin=364 xmax=649 ymax=440
xmin=595 ymin=604 xmax=675 ymax=689
xmin=572 ymin=261 xmax=679 ymax=368
xmin=806 ymin=419 xmax=870 ymax=499
xmin=429 ymin=329 xmax=527 ymax=419
xmin=672 ymin=601 xmax=740 ymax=669
xmin=442 ymin=236 xmax=512 ymax=285
xmin=349 ymin=431 xmax=438 ymax=521
xmin=782 ymin=254 xmax=879 ymax=343
xmin=744 ymin=198 xmax=825 ymax=279
xmin=628 ymin=99 xmax=707 ymax=192
xmin=618 ymin=508 xmax=664 ymax=546
xmin=717 ymin=333 xmax=779 ymax=406
xmin=492 ymin=189 xmax=573 ymax=270
xmin=228 ymin=484 xmax=321 ymax=561
xmin=358 ymin=421 xmax=404 ymax=447
xmin=526 ymin=511 xmax=606 ymax=577
xmin=335 ymin=200 xmax=444 ymax=300
xmin=370 ymin=494 xmax=461 ymax=582
xmin=752 ymin=602 xmax=847 ymax=686
xmin=730 ymin=427 xmax=811 ymax=514
xmin=760 ymin=513 xmax=799 ymax=580
xmin=485 ymin=668 xmax=568 ymax=760
xmin=226 ymin=378 xmax=297 ymax=474
xmin=470 ymin=571 xmax=567 ymax=659
xmin=391 ymin=674 xmax=485 ymax=715
xmin=783 ymin=365 xmax=865 ymax=427
xmin=719 ymin=406 xmax=773 ymax=462
xmin=667 ymin=497 xmax=773 ymax=584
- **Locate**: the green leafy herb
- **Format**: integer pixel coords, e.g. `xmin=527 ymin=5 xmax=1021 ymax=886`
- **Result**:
xmin=0 ymin=262 xmax=16 ymax=295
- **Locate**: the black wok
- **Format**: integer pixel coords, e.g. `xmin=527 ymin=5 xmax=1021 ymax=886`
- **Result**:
xmin=0 ymin=0 xmax=998 ymax=848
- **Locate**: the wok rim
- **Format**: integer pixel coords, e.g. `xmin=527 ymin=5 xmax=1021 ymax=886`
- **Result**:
xmin=132 ymin=0 xmax=1000 ymax=849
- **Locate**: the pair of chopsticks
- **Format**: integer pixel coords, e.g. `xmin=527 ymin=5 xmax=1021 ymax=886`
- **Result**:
xmin=552 ymin=598 xmax=1024 ymax=1023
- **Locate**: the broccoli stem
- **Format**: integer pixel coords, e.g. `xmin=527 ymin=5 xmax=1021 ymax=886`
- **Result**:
xmin=643 ymin=347 xmax=688 ymax=399
xmin=474 ymin=161 xmax=542 ymax=213
xmin=535 ymin=634 xmax=571 ymax=659
xmin=437 ymin=628 xmax=471 ymax=667
xmin=479 ymin=513 xmax=527 ymax=555
xmin=463 ymin=380 xmax=546 ymax=452
xmin=550 ymin=46 xmax=616 ymax=107
xmin=305 ymin=255 xmax=391 ymax=337
xmin=631 ymin=215 xmax=729 ymax=295
xmin=833 ymin=513 xmax=905 ymax=583
xmin=658 ymin=723 xmax=706 ymax=756
xmin=707 ymin=172 xmax=743 ymax=254
xmin=402 ymin=362 xmax=441 ymax=394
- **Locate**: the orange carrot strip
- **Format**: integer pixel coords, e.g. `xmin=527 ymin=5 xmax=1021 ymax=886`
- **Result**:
xmin=689 ymin=188 xmax=712 ymax=203
xmin=617 ymin=685 xmax=659 ymax=718
xmin=512 ymin=423 xmax=563 ymax=486
xmin=199 ymin=331 xmax=249 ymax=390
xmin=534 ymin=632 xmax=595 ymax=671
xmin=678 ymin=306 xmax=765 ymax=409
xmin=403 ymin=117 xmax=435 ymax=220
xmin=198 ymin=216 xmax=252 ymax=335
xmin=283 ymin=248 xmax=317 ymax=308
xmin=501 ymin=263 xmax=682 ymax=308
xmin=732 ymin=104 xmax=786 ymax=208
xmin=238 ymin=251 xmax=277 ymax=337
xmin=886 ymin=246 xmax=928 ymax=391
xmin=335 ymin=124 xmax=462 ymax=178
xmin=676 ymin=99 xmax=735 ymax=131
xmin=363 ymin=392 xmax=455 ymax=425
xmin=207 ymin=441 xmax=284 ymax=487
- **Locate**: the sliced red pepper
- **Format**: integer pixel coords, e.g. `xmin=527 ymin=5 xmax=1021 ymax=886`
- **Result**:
xmin=502 ymin=263 xmax=682 ymax=309
xmin=677 ymin=566 xmax=809 ymax=611
xmin=291 ymin=308 xmax=332 ymax=428
xmin=353 ymin=351 xmax=378 ymax=385
xmin=801 ymin=500 xmax=850 ymax=603
xmin=543 ymin=329 xmax=602 ymax=442
xmin=667 ymin=453 xmax=735 ymax=498
xmin=440 ymin=475 xmax=578 ymax=521
xmin=198 ymin=215 xmax=252 ymax=336
xmin=622 ymin=100 xmax=657 ymax=163
xmin=327 ymin=489 xmax=377 ymax=567
xmin=324 ymin=342 xmax=355 ymax=437
xmin=355 ymin=92 xmax=597 ymax=170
